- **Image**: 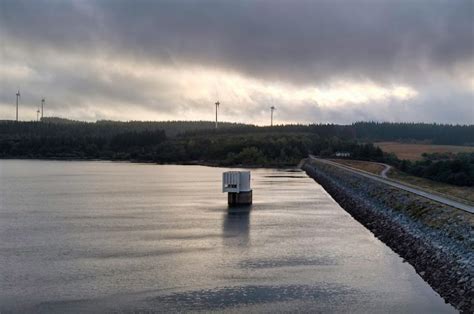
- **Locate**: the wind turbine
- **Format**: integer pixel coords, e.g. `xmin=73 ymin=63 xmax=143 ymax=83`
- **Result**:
xmin=215 ymin=100 xmax=220 ymax=129
xmin=36 ymin=107 xmax=40 ymax=122
xmin=270 ymin=105 xmax=276 ymax=126
xmin=15 ymin=90 xmax=20 ymax=122
xmin=41 ymin=98 xmax=45 ymax=120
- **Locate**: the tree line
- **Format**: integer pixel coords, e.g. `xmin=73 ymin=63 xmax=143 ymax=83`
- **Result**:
xmin=0 ymin=119 xmax=472 ymax=186
xmin=352 ymin=122 xmax=474 ymax=145
xmin=0 ymin=121 xmax=384 ymax=167
xmin=389 ymin=152 xmax=474 ymax=186
xmin=1 ymin=120 xmax=472 ymax=144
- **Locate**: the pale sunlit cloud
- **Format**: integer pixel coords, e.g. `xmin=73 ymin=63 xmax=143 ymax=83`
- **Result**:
xmin=0 ymin=50 xmax=420 ymax=124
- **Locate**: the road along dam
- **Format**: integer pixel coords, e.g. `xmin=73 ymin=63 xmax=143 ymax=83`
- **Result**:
xmin=302 ymin=158 xmax=473 ymax=313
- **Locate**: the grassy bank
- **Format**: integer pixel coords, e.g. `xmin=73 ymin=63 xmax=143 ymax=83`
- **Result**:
xmin=328 ymin=159 xmax=385 ymax=175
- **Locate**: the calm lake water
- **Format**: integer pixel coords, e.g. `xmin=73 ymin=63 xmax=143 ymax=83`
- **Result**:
xmin=0 ymin=160 xmax=455 ymax=313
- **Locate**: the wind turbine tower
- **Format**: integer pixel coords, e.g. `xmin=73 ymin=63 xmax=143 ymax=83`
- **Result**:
xmin=270 ymin=105 xmax=276 ymax=126
xmin=41 ymin=98 xmax=45 ymax=120
xmin=36 ymin=107 xmax=40 ymax=122
xmin=15 ymin=90 xmax=20 ymax=122
xmin=215 ymin=100 xmax=220 ymax=129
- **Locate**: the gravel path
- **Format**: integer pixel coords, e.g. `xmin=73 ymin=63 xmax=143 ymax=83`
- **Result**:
xmin=380 ymin=163 xmax=391 ymax=178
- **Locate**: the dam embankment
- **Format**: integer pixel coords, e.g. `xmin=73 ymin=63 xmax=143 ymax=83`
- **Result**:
xmin=302 ymin=158 xmax=474 ymax=313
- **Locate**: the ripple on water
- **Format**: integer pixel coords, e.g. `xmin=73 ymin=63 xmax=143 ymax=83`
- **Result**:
xmin=238 ymin=256 xmax=337 ymax=269
xmin=146 ymin=284 xmax=355 ymax=311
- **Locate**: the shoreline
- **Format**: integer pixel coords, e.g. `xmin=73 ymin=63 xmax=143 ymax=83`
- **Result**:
xmin=302 ymin=158 xmax=473 ymax=313
xmin=0 ymin=157 xmax=298 ymax=170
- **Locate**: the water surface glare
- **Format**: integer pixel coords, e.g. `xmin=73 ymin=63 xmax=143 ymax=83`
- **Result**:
xmin=0 ymin=160 xmax=455 ymax=313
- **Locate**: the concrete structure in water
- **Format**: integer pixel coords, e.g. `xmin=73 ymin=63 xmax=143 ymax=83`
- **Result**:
xmin=222 ymin=171 xmax=252 ymax=206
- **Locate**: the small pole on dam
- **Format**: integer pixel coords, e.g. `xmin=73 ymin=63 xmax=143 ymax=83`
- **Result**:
xmin=222 ymin=171 xmax=252 ymax=206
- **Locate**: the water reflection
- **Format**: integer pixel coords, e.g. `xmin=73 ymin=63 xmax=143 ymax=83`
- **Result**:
xmin=222 ymin=205 xmax=251 ymax=246
xmin=0 ymin=161 xmax=456 ymax=313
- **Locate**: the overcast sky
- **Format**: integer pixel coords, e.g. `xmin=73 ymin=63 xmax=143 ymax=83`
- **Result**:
xmin=1 ymin=0 xmax=473 ymax=124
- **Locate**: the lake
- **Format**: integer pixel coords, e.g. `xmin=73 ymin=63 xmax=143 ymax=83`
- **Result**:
xmin=0 ymin=160 xmax=455 ymax=313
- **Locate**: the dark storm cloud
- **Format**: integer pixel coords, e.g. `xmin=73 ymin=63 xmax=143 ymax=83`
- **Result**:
xmin=0 ymin=0 xmax=473 ymax=123
xmin=1 ymin=0 xmax=473 ymax=84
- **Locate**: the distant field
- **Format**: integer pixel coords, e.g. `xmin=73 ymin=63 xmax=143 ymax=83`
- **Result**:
xmin=375 ymin=142 xmax=474 ymax=161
